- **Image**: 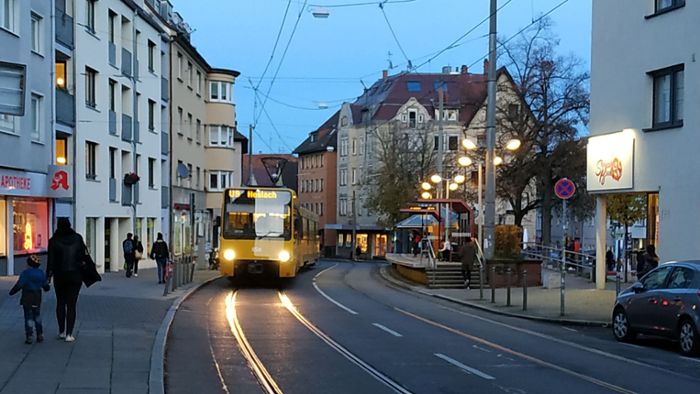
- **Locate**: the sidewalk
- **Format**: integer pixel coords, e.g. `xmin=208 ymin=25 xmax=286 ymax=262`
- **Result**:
xmin=382 ymin=265 xmax=617 ymax=326
xmin=0 ymin=268 xmax=219 ymax=394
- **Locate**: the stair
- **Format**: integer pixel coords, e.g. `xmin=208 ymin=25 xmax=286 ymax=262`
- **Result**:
xmin=426 ymin=263 xmax=484 ymax=289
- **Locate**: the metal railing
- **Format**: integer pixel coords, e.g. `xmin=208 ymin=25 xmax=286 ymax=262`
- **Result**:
xmin=163 ymin=255 xmax=196 ymax=296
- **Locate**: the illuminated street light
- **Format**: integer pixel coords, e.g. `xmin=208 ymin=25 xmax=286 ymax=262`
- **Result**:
xmin=454 ymin=174 xmax=466 ymax=184
xmin=494 ymin=156 xmax=503 ymax=166
xmin=421 ymin=182 xmax=432 ymax=191
xmin=430 ymin=174 xmax=442 ymax=184
xmin=462 ymin=138 xmax=477 ymax=150
xmin=421 ymin=191 xmax=432 ymax=200
xmin=449 ymin=183 xmax=459 ymax=191
xmin=458 ymin=156 xmax=472 ymax=167
xmin=505 ymin=138 xmax=521 ymax=151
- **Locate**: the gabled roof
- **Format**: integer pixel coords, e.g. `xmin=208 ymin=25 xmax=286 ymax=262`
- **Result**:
xmin=293 ymin=111 xmax=339 ymax=155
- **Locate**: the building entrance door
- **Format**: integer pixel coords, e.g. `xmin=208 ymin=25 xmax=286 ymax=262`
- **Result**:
xmin=104 ymin=220 xmax=111 ymax=271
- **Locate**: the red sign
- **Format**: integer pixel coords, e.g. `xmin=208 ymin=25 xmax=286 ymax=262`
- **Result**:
xmin=554 ymin=178 xmax=576 ymax=200
xmin=594 ymin=158 xmax=623 ymax=186
xmin=0 ymin=175 xmax=31 ymax=190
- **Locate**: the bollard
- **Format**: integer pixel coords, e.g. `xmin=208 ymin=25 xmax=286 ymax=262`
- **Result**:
xmin=522 ymin=269 xmax=528 ymax=311
xmin=479 ymin=263 xmax=485 ymax=300
xmin=491 ymin=266 xmax=496 ymax=303
xmin=560 ymin=248 xmax=566 ymax=317
xmin=506 ymin=268 xmax=512 ymax=307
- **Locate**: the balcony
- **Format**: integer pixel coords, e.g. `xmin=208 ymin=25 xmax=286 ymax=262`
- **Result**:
xmin=55 ymin=7 xmax=74 ymax=49
xmin=109 ymin=178 xmax=117 ymax=202
xmin=161 ymin=186 xmax=169 ymax=209
xmin=56 ymin=89 xmax=75 ymax=127
xmin=161 ymin=132 xmax=169 ymax=155
xmin=109 ymin=110 xmax=117 ymax=135
xmin=108 ymin=42 xmax=117 ymax=67
xmin=122 ymin=184 xmax=132 ymax=206
xmin=121 ymin=114 xmax=133 ymax=142
xmin=161 ymin=77 xmax=169 ymax=101
xmin=121 ymin=48 xmax=132 ymax=77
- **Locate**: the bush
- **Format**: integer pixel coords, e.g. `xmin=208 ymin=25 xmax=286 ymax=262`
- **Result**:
xmin=495 ymin=225 xmax=522 ymax=259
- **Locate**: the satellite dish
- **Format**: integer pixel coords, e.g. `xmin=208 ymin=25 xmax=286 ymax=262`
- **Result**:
xmin=176 ymin=162 xmax=190 ymax=178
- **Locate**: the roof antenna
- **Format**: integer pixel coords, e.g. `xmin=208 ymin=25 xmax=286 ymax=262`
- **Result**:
xmin=387 ymin=51 xmax=395 ymax=70
xmin=360 ymin=79 xmax=368 ymax=91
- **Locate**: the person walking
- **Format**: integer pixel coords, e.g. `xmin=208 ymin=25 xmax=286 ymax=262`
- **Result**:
xmin=9 ymin=255 xmax=50 ymax=344
xmin=606 ymin=249 xmax=615 ymax=273
xmin=459 ymin=237 xmax=477 ymax=289
xmin=123 ymin=233 xmax=135 ymax=278
xmin=133 ymin=235 xmax=144 ymax=278
xmin=150 ymin=233 xmax=169 ymax=284
xmin=47 ymin=218 xmax=85 ymax=342
xmin=643 ymin=245 xmax=659 ymax=275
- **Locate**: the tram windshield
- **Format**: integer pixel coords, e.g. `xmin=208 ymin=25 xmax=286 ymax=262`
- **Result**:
xmin=223 ymin=189 xmax=292 ymax=240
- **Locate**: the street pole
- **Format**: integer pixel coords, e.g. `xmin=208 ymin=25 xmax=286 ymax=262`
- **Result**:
xmin=445 ymin=180 xmax=450 ymax=252
xmin=478 ymin=163 xmax=483 ymax=247
xmin=484 ymin=0 xmax=498 ymax=260
xmin=247 ymin=124 xmax=256 ymax=186
xmin=351 ymin=190 xmax=357 ymax=260
xmin=131 ymin=9 xmax=138 ymax=238
xmin=437 ymin=86 xmax=446 ymax=249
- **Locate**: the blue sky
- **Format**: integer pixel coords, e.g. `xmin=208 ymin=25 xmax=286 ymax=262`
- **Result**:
xmin=170 ymin=0 xmax=592 ymax=153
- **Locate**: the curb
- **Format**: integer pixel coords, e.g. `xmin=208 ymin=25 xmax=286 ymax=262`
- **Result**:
xmin=379 ymin=265 xmax=610 ymax=328
xmin=148 ymin=274 xmax=222 ymax=394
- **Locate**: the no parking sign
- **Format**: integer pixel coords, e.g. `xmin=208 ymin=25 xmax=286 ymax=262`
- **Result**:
xmin=555 ymin=178 xmax=576 ymax=200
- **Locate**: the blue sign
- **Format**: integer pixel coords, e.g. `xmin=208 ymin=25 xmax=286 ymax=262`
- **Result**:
xmin=555 ymin=178 xmax=576 ymax=200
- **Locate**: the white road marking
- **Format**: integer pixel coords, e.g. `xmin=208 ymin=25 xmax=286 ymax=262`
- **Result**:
xmin=280 ymin=292 xmax=413 ymax=394
xmin=372 ymin=323 xmax=403 ymax=337
xmin=312 ymin=263 xmax=359 ymax=315
xmin=561 ymin=327 xmax=578 ymax=332
xmin=681 ymin=357 xmax=700 ymax=364
xmin=473 ymin=344 xmax=493 ymax=353
xmin=435 ymin=353 xmax=496 ymax=380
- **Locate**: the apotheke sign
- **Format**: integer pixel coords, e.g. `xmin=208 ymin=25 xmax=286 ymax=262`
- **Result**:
xmin=586 ymin=131 xmax=634 ymax=192
xmin=0 ymin=168 xmax=47 ymax=196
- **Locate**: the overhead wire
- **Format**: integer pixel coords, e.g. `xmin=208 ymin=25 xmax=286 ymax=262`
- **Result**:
xmin=378 ymin=1 xmax=412 ymax=69
xmin=254 ymin=0 xmax=293 ymax=92
xmin=306 ymin=0 xmax=416 ymax=8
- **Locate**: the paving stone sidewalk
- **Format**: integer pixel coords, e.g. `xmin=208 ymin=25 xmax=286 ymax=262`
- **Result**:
xmin=384 ymin=265 xmax=620 ymax=325
xmin=0 ymin=268 xmax=219 ymax=394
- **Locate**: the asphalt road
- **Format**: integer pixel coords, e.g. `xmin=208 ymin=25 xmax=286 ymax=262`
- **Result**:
xmin=166 ymin=260 xmax=700 ymax=393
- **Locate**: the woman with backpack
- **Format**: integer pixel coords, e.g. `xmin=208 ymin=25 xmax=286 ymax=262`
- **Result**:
xmin=133 ymin=236 xmax=144 ymax=278
xmin=150 ymin=233 xmax=170 ymax=284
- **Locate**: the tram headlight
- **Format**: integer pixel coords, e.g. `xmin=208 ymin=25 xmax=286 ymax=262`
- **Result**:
xmin=278 ymin=250 xmax=291 ymax=263
xmin=223 ymin=249 xmax=236 ymax=261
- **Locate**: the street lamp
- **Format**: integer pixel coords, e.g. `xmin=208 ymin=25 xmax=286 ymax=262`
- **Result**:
xmin=493 ymin=156 xmax=503 ymax=166
xmin=505 ymin=138 xmax=521 ymax=151
xmin=449 ymin=182 xmax=459 ymax=192
xmin=454 ymin=174 xmax=466 ymax=184
xmin=458 ymin=156 xmax=472 ymax=167
xmin=462 ymin=138 xmax=477 ymax=150
xmin=430 ymin=174 xmax=442 ymax=184
xmin=421 ymin=191 xmax=432 ymax=200
xmin=421 ymin=182 xmax=432 ymax=191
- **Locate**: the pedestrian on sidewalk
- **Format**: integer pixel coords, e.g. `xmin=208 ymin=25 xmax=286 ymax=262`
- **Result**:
xmin=133 ymin=235 xmax=144 ymax=278
xmin=47 ymin=218 xmax=85 ymax=342
xmin=643 ymin=245 xmax=659 ymax=275
xmin=459 ymin=237 xmax=477 ymax=290
xmin=9 ymin=255 xmax=50 ymax=344
xmin=150 ymin=232 xmax=169 ymax=284
xmin=123 ymin=233 xmax=135 ymax=278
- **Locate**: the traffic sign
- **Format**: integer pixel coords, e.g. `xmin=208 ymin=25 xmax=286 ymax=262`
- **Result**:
xmin=554 ymin=178 xmax=576 ymax=200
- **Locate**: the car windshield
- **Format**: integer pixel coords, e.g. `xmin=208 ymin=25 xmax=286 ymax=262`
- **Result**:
xmin=223 ymin=189 xmax=292 ymax=240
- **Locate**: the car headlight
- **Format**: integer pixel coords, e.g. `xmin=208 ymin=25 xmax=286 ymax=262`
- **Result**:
xmin=278 ymin=250 xmax=291 ymax=262
xmin=223 ymin=249 xmax=235 ymax=261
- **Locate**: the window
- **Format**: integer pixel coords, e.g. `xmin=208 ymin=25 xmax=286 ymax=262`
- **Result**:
xmin=177 ymin=107 xmax=183 ymax=134
xmin=148 ymin=41 xmax=156 ymax=72
xmin=209 ymin=126 xmax=234 ymax=147
xmin=650 ymin=65 xmax=684 ymax=128
xmin=56 ymin=62 xmax=67 ymax=89
xmin=448 ymin=136 xmax=458 ymax=151
xmin=187 ymin=61 xmax=192 ymax=86
xmin=339 ymin=169 xmax=347 ymax=186
xmin=57 ymin=138 xmax=68 ymax=165
xmin=109 ymin=80 xmax=116 ymax=111
xmin=209 ymin=81 xmax=232 ymax=103
xmin=148 ymin=100 xmax=155 ymax=131
xmin=340 ymin=138 xmax=348 ymax=156
xmin=352 ymin=168 xmax=357 ymax=185
xmin=85 ymin=67 xmax=97 ymax=108
xmin=196 ymin=119 xmax=201 ymax=143
xmin=668 ymin=267 xmax=695 ymax=289
xmin=176 ymin=160 xmax=183 ymax=186
xmin=320 ymin=179 xmax=324 ymax=191
xmin=109 ymin=147 xmax=116 ymax=178
xmin=434 ymin=136 xmax=439 ymax=151
xmin=0 ymin=0 xmax=16 ymax=32
xmin=197 ymin=71 xmax=202 ymax=94
xmin=187 ymin=164 xmax=192 ymax=187
xmin=654 ymin=0 xmax=684 ymax=13
xmin=409 ymin=110 xmax=417 ymax=128
xmin=177 ymin=53 xmax=183 ymax=80
xmin=85 ymin=141 xmax=97 ymax=180
xmin=148 ymin=158 xmax=155 ymax=188
xmin=208 ymin=170 xmax=231 ymax=191
xmin=187 ymin=113 xmax=193 ymax=139
xmin=508 ymin=104 xmax=520 ymax=118
xmin=12 ymin=199 xmax=49 ymax=255
xmin=352 ymin=139 xmax=357 ymax=155
xmin=30 ymin=94 xmax=42 ymax=141
xmin=31 ymin=13 xmax=42 ymax=54
xmin=196 ymin=167 xmax=201 ymax=188
xmin=641 ymin=266 xmax=673 ymax=290
xmin=339 ymin=198 xmax=347 ymax=216
xmin=320 ymin=203 xmax=323 ymax=216
xmin=86 ymin=0 xmax=96 ymax=33
xmin=406 ymin=81 xmax=422 ymax=92
xmin=108 ymin=11 xmax=116 ymax=43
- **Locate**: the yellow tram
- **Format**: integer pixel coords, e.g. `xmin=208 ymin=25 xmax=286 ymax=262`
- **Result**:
xmin=219 ymin=187 xmax=320 ymax=280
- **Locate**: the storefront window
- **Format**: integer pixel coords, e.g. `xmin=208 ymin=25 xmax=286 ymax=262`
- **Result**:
xmin=0 ymin=198 xmax=6 ymax=256
xmin=85 ymin=217 xmax=97 ymax=254
xmin=337 ymin=233 xmax=344 ymax=247
xmin=136 ymin=218 xmax=143 ymax=242
xmin=648 ymin=193 xmax=660 ymax=248
xmin=374 ymin=234 xmax=387 ymax=256
xmin=147 ymin=218 xmax=155 ymax=255
xmin=357 ymin=234 xmax=368 ymax=253
xmin=173 ymin=214 xmax=182 ymax=255
xmin=13 ymin=199 xmax=49 ymax=255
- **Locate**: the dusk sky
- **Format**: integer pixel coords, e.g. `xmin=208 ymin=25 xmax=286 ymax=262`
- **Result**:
xmin=170 ymin=0 xmax=592 ymax=153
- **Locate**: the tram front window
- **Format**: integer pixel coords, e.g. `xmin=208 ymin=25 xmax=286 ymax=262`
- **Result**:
xmin=223 ymin=189 xmax=292 ymax=240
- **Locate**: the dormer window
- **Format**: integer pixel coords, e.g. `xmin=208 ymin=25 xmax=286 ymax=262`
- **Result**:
xmin=310 ymin=134 xmax=316 ymax=142
xmin=408 ymin=110 xmax=417 ymax=128
xmin=406 ymin=81 xmax=422 ymax=92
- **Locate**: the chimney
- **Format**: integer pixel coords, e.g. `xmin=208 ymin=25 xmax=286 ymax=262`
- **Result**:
xmin=483 ymin=59 xmax=489 ymax=75
xmin=442 ymin=66 xmax=452 ymax=74
xmin=460 ymin=65 xmax=468 ymax=75
xmin=382 ymin=69 xmax=388 ymax=80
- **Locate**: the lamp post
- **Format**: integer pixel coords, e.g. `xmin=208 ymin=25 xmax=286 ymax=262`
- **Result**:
xmin=485 ymin=0 xmax=498 ymax=260
xmin=421 ymin=174 xmax=464 ymax=256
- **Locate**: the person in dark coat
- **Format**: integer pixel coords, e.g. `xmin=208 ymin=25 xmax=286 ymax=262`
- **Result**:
xmin=150 ymin=233 xmax=169 ymax=284
xmin=47 ymin=218 xmax=85 ymax=342
xmin=459 ymin=237 xmax=477 ymax=289
xmin=606 ymin=249 xmax=615 ymax=273
xmin=644 ymin=245 xmax=659 ymax=274
xmin=123 ymin=233 xmax=135 ymax=278
xmin=636 ymin=250 xmax=646 ymax=278
xmin=9 ymin=255 xmax=50 ymax=344
xmin=133 ymin=235 xmax=144 ymax=277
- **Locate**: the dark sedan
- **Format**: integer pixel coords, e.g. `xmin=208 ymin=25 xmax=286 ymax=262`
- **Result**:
xmin=612 ymin=260 xmax=700 ymax=356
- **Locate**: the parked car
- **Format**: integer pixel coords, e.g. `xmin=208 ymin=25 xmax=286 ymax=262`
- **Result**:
xmin=612 ymin=261 xmax=700 ymax=356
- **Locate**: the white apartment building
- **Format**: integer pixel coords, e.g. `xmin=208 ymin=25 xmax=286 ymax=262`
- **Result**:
xmin=67 ymin=0 xmax=167 ymax=273
xmin=589 ymin=0 xmax=696 ymax=285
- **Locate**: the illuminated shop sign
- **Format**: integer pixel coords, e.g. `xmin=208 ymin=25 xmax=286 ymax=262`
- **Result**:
xmin=587 ymin=131 xmax=634 ymax=192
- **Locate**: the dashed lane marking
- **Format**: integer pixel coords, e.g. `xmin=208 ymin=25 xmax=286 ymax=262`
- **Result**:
xmin=435 ymin=353 xmax=496 ymax=380
xmin=372 ymin=323 xmax=403 ymax=337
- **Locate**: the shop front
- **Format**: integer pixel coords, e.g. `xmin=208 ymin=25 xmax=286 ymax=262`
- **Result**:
xmin=329 ymin=224 xmax=389 ymax=260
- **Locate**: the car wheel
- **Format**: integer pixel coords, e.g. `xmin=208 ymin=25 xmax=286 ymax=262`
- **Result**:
xmin=678 ymin=319 xmax=699 ymax=356
xmin=612 ymin=308 xmax=636 ymax=342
